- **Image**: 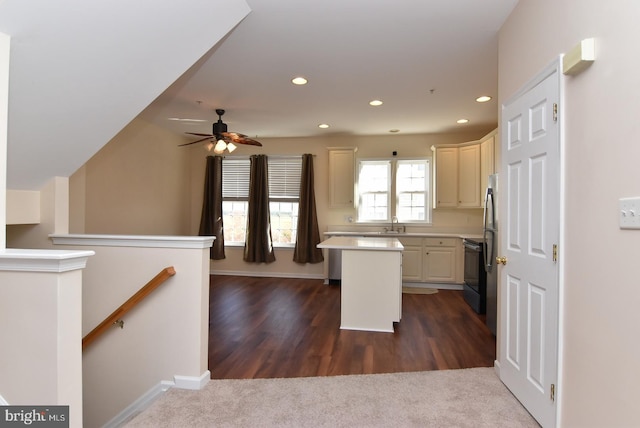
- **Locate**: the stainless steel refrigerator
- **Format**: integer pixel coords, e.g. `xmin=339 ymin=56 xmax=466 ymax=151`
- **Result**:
xmin=483 ymin=174 xmax=498 ymax=335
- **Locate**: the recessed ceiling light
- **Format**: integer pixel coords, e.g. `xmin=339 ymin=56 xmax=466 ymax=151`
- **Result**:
xmin=389 ymin=129 xmax=400 ymax=133
xmin=318 ymin=123 xmax=330 ymax=129
xmin=369 ymin=100 xmax=383 ymax=106
xmin=291 ymin=76 xmax=308 ymax=85
xmin=457 ymin=119 xmax=469 ymax=124
xmin=476 ymin=96 xmax=492 ymax=103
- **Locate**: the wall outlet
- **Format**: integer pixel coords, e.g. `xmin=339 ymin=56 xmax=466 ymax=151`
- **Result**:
xmin=619 ymin=197 xmax=640 ymax=229
xmin=344 ymin=215 xmax=354 ymax=223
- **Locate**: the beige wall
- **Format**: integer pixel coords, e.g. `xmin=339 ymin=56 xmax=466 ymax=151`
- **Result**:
xmin=499 ymin=1 xmax=640 ymax=426
xmin=186 ymin=129 xmax=492 ymax=276
xmin=6 ymin=177 xmax=69 ymax=249
xmin=1 ymin=33 xmax=9 ymax=249
xmin=68 ymin=116 xmax=493 ymax=277
xmin=70 ymin=117 xmax=192 ymax=235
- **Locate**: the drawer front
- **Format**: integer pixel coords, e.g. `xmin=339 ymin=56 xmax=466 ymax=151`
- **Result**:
xmin=424 ymin=237 xmax=458 ymax=247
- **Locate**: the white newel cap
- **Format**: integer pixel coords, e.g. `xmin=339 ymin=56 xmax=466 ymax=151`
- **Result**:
xmin=0 ymin=249 xmax=95 ymax=272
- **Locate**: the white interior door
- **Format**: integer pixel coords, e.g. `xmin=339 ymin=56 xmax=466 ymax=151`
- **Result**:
xmin=498 ymin=63 xmax=560 ymax=427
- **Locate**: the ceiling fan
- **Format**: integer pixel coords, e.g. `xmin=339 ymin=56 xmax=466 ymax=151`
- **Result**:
xmin=179 ymin=109 xmax=262 ymax=153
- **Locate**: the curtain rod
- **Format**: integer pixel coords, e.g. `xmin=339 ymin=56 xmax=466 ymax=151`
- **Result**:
xmin=220 ymin=154 xmax=316 ymax=159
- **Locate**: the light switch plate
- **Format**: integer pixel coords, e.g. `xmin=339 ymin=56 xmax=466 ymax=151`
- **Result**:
xmin=619 ymin=197 xmax=640 ymax=229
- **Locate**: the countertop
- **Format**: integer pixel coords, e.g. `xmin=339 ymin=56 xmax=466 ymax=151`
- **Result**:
xmin=323 ymin=231 xmax=484 ymax=241
xmin=317 ymin=236 xmax=404 ymax=251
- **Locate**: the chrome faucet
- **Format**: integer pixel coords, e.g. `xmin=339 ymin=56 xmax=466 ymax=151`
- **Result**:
xmin=391 ymin=216 xmax=399 ymax=232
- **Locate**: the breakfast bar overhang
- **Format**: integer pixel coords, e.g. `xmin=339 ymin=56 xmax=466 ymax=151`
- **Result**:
xmin=317 ymin=236 xmax=403 ymax=332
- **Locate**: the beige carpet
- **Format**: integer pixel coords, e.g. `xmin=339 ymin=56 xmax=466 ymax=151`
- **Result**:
xmin=125 ymin=368 xmax=539 ymax=427
xmin=402 ymin=286 xmax=438 ymax=295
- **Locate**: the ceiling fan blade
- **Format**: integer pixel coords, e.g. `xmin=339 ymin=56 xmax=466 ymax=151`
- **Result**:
xmin=178 ymin=136 xmax=213 ymax=146
xmin=223 ymin=132 xmax=262 ymax=146
xmin=185 ymin=132 xmax=214 ymax=137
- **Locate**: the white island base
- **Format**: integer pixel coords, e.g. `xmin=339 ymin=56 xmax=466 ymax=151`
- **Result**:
xmin=318 ymin=236 xmax=403 ymax=333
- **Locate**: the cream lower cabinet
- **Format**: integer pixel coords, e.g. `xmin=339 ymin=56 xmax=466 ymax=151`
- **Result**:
xmin=399 ymin=237 xmax=423 ymax=281
xmin=400 ymin=237 xmax=461 ymax=284
xmin=424 ymin=239 xmax=458 ymax=283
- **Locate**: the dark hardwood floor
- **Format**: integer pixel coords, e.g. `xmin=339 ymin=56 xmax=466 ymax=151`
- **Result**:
xmin=208 ymin=275 xmax=496 ymax=379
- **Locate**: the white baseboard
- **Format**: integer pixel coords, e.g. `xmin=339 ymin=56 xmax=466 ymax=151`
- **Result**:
xmin=104 ymin=370 xmax=210 ymax=427
xmin=210 ymin=269 xmax=324 ymax=280
xmin=402 ymin=282 xmax=464 ymax=290
xmin=104 ymin=380 xmax=173 ymax=428
xmin=174 ymin=370 xmax=211 ymax=390
xmin=494 ymin=360 xmax=501 ymax=377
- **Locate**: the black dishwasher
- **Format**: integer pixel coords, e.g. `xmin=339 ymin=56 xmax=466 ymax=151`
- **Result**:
xmin=462 ymin=238 xmax=487 ymax=314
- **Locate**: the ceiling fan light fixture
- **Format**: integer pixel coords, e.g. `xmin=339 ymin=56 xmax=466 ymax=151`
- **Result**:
xmin=227 ymin=142 xmax=237 ymax=153
xmin=205 ymin=141 xmax=215 ymax=151
xmin=214 ymin=139 xmax=227 ymax=153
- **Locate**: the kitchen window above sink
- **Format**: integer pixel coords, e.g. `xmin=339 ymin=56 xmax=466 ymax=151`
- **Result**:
xmin=356 ymin=158 xmax=431 ymax=224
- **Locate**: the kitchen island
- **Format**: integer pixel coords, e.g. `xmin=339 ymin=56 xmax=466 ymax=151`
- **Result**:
xmin=317 ymin=236 xmax=403 ymax=333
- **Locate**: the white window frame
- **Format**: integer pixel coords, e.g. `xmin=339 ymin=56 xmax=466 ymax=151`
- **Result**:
xmin=356 ymin=157 xmax=431 ymax=224
xmin=356 ymin=160 xmax=391 ymax=222
xmin=268 ymin=156 xmax=302 ymax=247
xmin=395 ymin=159 xmax=430 ymax=223
xmin=221 ymin=157 xmax=250 ymax=245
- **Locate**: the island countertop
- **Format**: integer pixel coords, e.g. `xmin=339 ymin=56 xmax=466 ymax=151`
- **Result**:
xmin=317 ymin=236 xmax=404 ymax=251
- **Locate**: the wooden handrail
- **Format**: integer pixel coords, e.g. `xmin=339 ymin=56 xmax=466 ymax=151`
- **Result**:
xmin=82 ymin=266 xmax=176 ymax=351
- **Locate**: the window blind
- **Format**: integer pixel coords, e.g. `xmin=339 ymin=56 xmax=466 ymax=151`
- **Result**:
xmin=268 ymin=156 xmax=302 ymax=199
xmin=222 ymin=158 xmax=250 ymax=199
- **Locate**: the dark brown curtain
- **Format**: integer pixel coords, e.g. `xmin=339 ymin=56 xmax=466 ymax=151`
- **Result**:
xmin=243 ymin=155 xmax=276 ymax=263
xmin=293 ymin=154 xmax=324 ymax=263
xmin=199 ymin=155 xmax=225 ymax=260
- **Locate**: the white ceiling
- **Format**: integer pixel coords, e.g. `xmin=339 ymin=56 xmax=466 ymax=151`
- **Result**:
xmin=140 ymin=0 xmax=519 ymax=141
xmin=1 ymin=0 xmax=519 ymax=190
xmin=0 ymin=0 xmax=250 ymax=190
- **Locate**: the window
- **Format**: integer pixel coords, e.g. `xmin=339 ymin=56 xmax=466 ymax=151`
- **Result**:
xmin=396 ymin=160 xmax=429 ymax=221
xmin=221 ymin=156 xmax=302 ymax=246
xmin=268 ymin=157 xmax=302 ymax=246
xmin=221 ymin=158 xmax=250 ymax=244
xmin=357 ymin=161 xmax=391 ymax=221
xmin=357 ymin=158 xmax=430 ymax=223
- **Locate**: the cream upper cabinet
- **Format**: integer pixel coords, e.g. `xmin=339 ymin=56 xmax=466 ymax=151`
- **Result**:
xmin=433 ymin=147 xmax=458 ymax=208
xmin=433 ymin=129 xmax=497 ymax=209
xmin=328 ymin=148 xmax=356 ymax=208
xmin=457 ymin=144 xmax=481 ymax=208
xmin=434 ymin=144 xmax=480 ymax=209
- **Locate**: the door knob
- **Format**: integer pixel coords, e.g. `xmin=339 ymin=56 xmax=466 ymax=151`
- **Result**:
xmin=496 ymin=256 xmax=507 ymax=265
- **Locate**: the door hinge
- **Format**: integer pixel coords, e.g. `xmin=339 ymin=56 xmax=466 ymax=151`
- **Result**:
xmin=553 ymin=103 xmax=558 ymax=122
xmin=553 ymin=244 xmax=558 ymax=263
xmin=550 ymin=383 xmax=556 ymax=402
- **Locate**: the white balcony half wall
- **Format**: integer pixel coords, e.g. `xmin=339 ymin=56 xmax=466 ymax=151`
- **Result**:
xmin=0 ymin=32 xmax=9 ymax=248
xmin=0 ymin=0 xmax=251 ymax=191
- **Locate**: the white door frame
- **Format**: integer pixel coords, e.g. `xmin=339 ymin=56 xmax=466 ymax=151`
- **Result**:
xmin=496 ymin=56 xmax=565 ymax=426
